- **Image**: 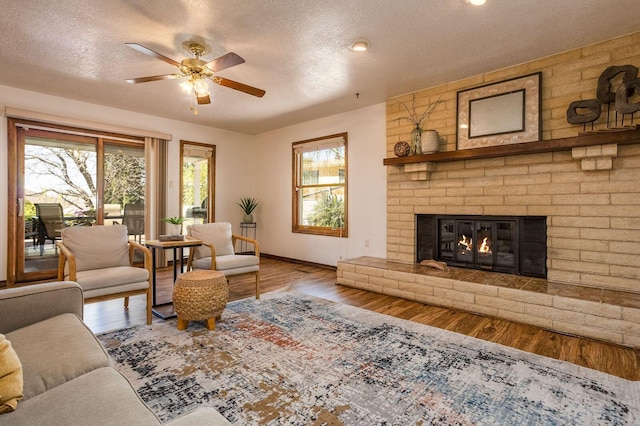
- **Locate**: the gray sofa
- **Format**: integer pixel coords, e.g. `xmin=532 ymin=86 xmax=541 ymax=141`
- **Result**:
xmin=0 ymin=281 xmax=230 ymax=425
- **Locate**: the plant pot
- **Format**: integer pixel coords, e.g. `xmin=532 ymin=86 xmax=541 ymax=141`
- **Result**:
xmin=421 ymin=129 xmax=440 ymax=154
xmin=243 ymin=214 xmax=254 ymax=224
xmin=165 ymin=223 xmax=182 ymax=236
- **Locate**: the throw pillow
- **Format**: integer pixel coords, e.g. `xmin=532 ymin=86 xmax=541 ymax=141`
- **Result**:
xmin=0 ymin=334 xmax=23 ymax=414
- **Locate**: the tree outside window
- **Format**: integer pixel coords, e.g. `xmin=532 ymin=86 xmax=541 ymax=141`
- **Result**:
xmin=293 ymin=133 xmax=347 ymax=237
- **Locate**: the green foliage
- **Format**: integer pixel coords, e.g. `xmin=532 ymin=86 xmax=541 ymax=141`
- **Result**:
xmin=182 ymin=162 xmax=208 ymax=207
xmin=162 ymin=217 xmax=186 ymax=224
xmin=307 ymin=193 xmax=344 ymax=228
xmin=24 ymin=200 xmax=36 ymax=220
xmin=237 ymin=197 xmax=259 ymax=214
xmin=103 ymin=153 xmax=145 ymax=206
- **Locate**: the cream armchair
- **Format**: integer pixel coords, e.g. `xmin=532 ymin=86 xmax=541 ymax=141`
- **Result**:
xmin=186 ymin=222 xmax=260 ymax=298
xmin=56 ymin=225 xmax=152 ymax=324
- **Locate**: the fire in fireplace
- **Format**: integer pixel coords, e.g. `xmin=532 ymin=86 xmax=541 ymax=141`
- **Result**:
xmin=416 ymin=215 xmax=547 ymax=278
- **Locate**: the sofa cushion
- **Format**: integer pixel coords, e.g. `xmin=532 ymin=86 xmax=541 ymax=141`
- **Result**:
xmin=2 ymin=367 xmax=160 ymax=425
xmin=61 ymin=225 xmax=130 ymax=272
xmin=6 ymin=313 xmax=111 ymax=400
xmin=0 ymin=334 xmax=23 ymax=414
xmin=189 ymin=223 xmax=235 ymax=258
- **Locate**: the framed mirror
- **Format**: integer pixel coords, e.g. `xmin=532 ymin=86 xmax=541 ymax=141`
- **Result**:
xmin=456 ymin=72 xmax=541 ymax=150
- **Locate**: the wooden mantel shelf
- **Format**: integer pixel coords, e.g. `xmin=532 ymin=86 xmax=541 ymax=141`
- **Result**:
xmin=383 ymin=125 xmax=640 ymax=166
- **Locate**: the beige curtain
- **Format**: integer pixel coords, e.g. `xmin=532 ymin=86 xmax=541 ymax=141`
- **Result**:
xmin=145 ymin=137 xmax=168 ymax=267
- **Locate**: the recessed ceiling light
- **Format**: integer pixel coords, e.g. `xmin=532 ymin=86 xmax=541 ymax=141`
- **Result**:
xmin=466 ymin=0 xmax=486 ymax=5
xmin=350 ymin=41 xmax=369 ymax=52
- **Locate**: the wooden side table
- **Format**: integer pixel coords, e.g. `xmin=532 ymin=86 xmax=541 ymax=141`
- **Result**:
xmin=145 ymin=237 xmax=202 ymax=319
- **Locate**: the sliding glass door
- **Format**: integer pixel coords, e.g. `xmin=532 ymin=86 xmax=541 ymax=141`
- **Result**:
xmin=13 ymin=126 xmax=145 ymax=283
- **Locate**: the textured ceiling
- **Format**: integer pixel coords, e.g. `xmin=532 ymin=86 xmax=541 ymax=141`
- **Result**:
xmin=1 ymin=0 xmax=639 ymax=134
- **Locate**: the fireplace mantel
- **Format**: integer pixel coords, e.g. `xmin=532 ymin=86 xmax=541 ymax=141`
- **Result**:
xmin=383 ymin=125 xmax=640 ymax=166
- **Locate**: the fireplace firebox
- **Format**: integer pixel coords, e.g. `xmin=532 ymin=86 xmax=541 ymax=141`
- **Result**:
xmin=416 ymin=215 xmax=547 ymax=278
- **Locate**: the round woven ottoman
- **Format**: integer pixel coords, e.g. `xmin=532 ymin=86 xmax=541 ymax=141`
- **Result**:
xmin=172 ymin=270 xmax=228 ymax=331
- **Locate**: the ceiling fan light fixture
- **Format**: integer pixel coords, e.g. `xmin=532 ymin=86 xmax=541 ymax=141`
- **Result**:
xmin=180 ymin=80 xmax=193 ymax=93
xmin=193 ymin=78 xmax=209 ymax=96
xmin=350 ymin=41 xmax=369 ymax=52
xmin=125 ymin=41 xmax=265 ymax=115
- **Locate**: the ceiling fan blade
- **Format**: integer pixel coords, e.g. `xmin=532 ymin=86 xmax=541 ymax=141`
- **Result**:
xmin=197 ymin=94 xmax=211 ymax=105
xmin=213 ymin=77 xmax=265 ymax=97
xmin=125 ymin=43 xmax=181 ymax=67
xmin=125 ymin=74 xmax=183 ymax=84
xmin=205 ymin=52 xmax=245 ymax=72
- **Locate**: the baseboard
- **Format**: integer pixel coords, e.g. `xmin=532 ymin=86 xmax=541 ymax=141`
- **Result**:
xmin=261 ymin=253 xmax=336 ymax=271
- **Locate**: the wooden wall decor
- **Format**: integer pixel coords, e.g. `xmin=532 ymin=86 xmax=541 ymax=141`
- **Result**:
xmin=566 ymin=64 xmax=639 ymax=129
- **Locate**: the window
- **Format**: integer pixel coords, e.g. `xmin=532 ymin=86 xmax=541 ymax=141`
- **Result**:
xmin=292 ymin=133 xmax=347 ymax=237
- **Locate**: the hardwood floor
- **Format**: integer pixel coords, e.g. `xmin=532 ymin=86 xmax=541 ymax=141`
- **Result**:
xmin=83 ymin=256 xmax=640 ymax=381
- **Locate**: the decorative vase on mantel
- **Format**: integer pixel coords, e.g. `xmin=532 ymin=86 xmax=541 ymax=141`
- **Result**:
xmin=421 ymin=129 xmax=440 ymax=154
xmin=411 ymin=124 xmax=423 ymax=155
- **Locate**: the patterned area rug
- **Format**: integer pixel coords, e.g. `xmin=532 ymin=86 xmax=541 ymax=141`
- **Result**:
xmin=98 ymin=290 xmax=639 ymax=425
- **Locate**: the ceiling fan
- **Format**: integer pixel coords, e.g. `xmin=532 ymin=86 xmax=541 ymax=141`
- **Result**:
xmin=125 ymin=42 xmax=265 ymax=112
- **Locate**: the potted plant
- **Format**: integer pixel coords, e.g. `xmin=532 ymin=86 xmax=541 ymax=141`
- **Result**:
xmin=236 ymin=197 xmax=259 ymax=224
xmin=162 ymin=217 xmax=186 ymax=235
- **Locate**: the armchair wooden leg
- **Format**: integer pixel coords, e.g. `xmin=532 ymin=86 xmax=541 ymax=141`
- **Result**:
xmin=145 ymin=289 xmax=152 ymax=325
xmin=124 ymin=296 xmax=129 ymax=309
xmin=255 ymin=272 xmax=260 ymax=299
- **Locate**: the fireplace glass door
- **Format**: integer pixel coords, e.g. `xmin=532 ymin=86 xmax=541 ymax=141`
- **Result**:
xmin=456 ymin=220 xmax=474 ymax=265
xmin=418 ymin=214 xmax=545 ymax=277
xmin=495 ymin=221 xmax=516 ymax=269
xmin=437 ymin=217 xmax=517 ymax=273
xmin=476 ymin=221 xmax=493 ymax=267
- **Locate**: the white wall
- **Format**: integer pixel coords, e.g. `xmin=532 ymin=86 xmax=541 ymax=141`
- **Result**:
xmin=254 ymin=103 xmax=387 ymax=266
xmin=0 ymin=84 xmax=254 ymax=281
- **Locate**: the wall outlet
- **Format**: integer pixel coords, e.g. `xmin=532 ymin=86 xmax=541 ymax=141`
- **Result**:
xmin=364 ymin=239 xmax=370 ymax=247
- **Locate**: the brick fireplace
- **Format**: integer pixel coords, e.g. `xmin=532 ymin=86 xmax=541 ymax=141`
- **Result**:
xmin=337 ymin=31 xmax=640 ymax=347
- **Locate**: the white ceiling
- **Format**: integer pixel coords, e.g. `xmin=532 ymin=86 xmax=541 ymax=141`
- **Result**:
xmin=1 ymin=0 xmax=639 ymax=135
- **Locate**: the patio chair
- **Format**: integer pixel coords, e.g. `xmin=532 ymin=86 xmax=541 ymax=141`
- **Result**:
xmin=186 ymin=222 xmax=260 ymax=298
xmin=34 ymin=203 xmax=65 ymax=255
xmin=123 ymin=203 xmax=145 ymax=243
xmin=57 ymin=224 xmax=152 ymax=324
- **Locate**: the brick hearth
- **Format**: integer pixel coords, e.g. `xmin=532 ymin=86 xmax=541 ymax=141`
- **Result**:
xmin=337 ymin=257 xmax=640 ymax=348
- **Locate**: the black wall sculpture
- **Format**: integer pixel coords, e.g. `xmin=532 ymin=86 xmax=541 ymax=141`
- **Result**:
xmin=566 ymin=64 xmax=640 ymax=129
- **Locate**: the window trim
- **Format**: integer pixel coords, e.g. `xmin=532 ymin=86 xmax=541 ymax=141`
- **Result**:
xmin=292 ymin=132 xmax=348 ymax=237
